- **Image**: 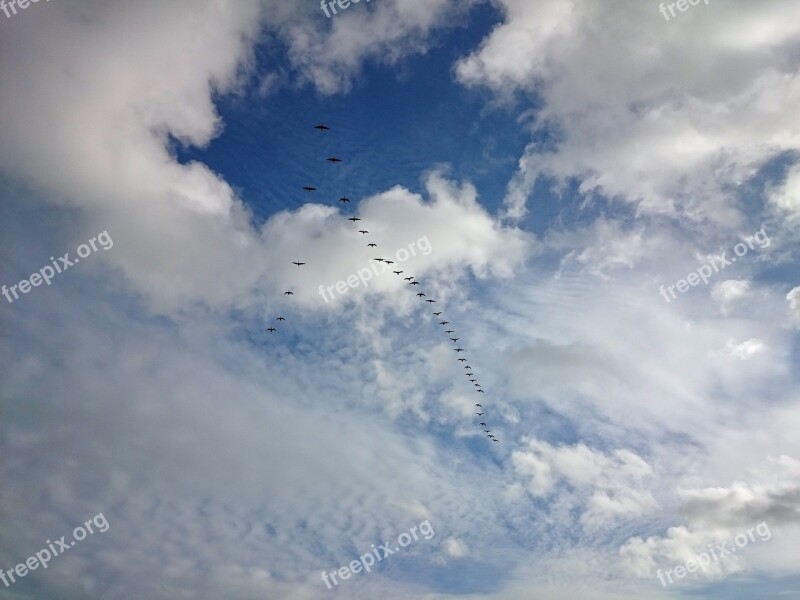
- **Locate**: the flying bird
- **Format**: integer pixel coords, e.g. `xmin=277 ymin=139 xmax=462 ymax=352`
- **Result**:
xmin=384 ymin=260 xmax=394 ymax=265
xmin=314 ymin=123 xmax=330 ymax=131
xmin=493 ymin=439 xmax=499 ymax=442
xmin=458 ymin=358 xmax=467 ymax=362
xmin=475 ymin=404 xmax=482 ymax=407
xmin=284 ymin=291 xmax=294 ymax=296
xmin=266 ymin=327 xmax=276 ymax=332
xmin=409 ymin=281 xmax=420 ymax=285
xmin=433 ymin=312 xmax=442 ymax=316
xmin=445 ymin=330 xmax=454 ymax=334
xmin=404 ymin=277 xmax=414 ymax=281
xmin=451 ymin=338 xmax=459 ymax=342
xmin=479 ymin=422 xmax=486 ymax=426
xmin=393 ymin=270 xmax=403 ymax=275
xmin=477 ymin=389 xmax=485 ymax=393
xmin=469 ymin=379 xmax=477 ymax=382
xmin=439 ymin=321 xmax=450 ymax=325
xmin=368 ymin=243 xmax=378 ymax=247
xmin=348 ymin=217 xmax=361 ymax=222
xmin=292 ymin=261 xmax=306 ymax=266
xmin=276 ymin=317 xmax=286 ymax=321
xmin=374 ymin=258 xmax=385 ymax=262
xmin=454 ymin=348 xmax=465 ymax=353
xmin=303 ymin=186 xmax=316 ymax=192
xmin=339 ymin=197 xmax=350 ymax=203
xmin=327 ymin=157 xmax=342 ymax=163
xmin=426 ymin=299 xmax=436 ymax=303
xmin=358 ymin=230 xmax=369 ymax=234
xmin=417 ymin=292 xmax=426 ymax=297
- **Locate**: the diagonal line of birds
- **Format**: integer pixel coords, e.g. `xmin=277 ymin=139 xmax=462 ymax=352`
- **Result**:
xmin=265 ymin=123 xmax=499 ymax=444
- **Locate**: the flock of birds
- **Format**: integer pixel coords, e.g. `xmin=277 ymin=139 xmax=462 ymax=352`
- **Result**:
xmin=265 ymin=123 xmax=499 ymax=444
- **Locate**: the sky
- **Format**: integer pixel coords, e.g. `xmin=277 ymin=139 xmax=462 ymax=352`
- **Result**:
xmin=1 ymin=0 xmax=799 ymax=598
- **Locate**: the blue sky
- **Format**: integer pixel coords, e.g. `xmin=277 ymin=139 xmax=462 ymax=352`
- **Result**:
xmin=1 ymin=1 xmax=800 ymax=599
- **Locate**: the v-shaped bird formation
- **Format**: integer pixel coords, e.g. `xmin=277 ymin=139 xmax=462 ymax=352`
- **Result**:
xmin=266 ymin=123 xmax=499 ymax=444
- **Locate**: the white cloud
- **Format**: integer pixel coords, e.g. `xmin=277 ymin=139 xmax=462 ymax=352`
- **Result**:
xmin=711 ymin=279 xmax=751 ymax=314
xmin=621 ymin=455 xmax=800 ymax=582
xmin=717 ymin=337 xmax=767 ymax=360
xmin=455 ymin=0 xmax=800 ymax=223
xmin=511 ymin=439 xmax=656 ymax=528
xmin=788 ymin=286 xmax=800 ymax=326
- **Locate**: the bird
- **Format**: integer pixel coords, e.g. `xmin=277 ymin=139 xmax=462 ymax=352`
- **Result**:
xmin=433 ymin=312 xmax=442 ymax=316
xmin=327 ymin=157 xmax=342 ymax=163
xmin=445 ymin=330 xmax=454 ymax=334
xmin=266 ymin=327 xmax=277 ymax=332
xmin=303 ymin=186 xmax=316 ymax=192
xmin=358 ymin=230 xmax=369 ymax=234
xmin=466 ymin=373 xmax=474 ymax=377
xmin=284 ymin=291 xmax=294 ymax=296
xmin=475 ymin=404 xmax=482 ymax=407
xmin=348 ymin=217 xmax=361 ymax=222
xmin=393 ymin=270 xmax=403 ymax=275
xmin=339 ymin=197 xmax=350 ymax=203
xmin=469 ymin=379 xmax=477 ymax=382
xmin=479 ymin=422 xmax=486 ymax=426
xmin=368 ymin=243 xmax=378 ymax=247
xmin=454 ymin=348 xmax=465 ymax=353
xmin=474 ymin=383 xmax=481 ymax=387
xmin=451 ymin=338 xmax=459 ymax=342
xmin=477 ymin=389 xmax=485 ymax=393
xmin=464 ymin=365 xmax=472 ymax=369
xmin=276 ymin=317 xmax=286 ymax=321
xmin=426 ymin=299 xmax=436 ymax=303
xmin=384 ymin=260 xmax=394 ymax=265
xmin=374 ymin=258 xmax=385 ymax=263
xmin=314 ymin=123 xmax=330 ymax=131
xmin=493 ymin=439 xmax=499 ymax=443
xmin=404 ymin=277 xmax=414 ymax=281
xmin=292 ymin=261 xmax=306 ymax=266
xmin=439 ymin=321 xmax=449 ymax=325
xmin=409 ymin=281 xmax=421 ymax=286
xmin=417 ymin=292 xmax=426 ymax=297
xmin=458 ymin=358 xmax=467 ymax=362
xmin=484 ymin=429 xmax=491 ymax=433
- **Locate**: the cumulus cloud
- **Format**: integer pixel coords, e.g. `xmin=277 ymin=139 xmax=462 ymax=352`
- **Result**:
xmin=711 ymin=279 xmax=751 ymax=314
xmin=511 ymin=438 xmax=656 ymax=529
xmin=620 ymin=455 xmax=800 ymax=581
xmin=455 ymin=0 xmax=800 ymax=223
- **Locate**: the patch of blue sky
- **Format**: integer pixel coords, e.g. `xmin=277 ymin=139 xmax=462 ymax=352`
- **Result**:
xmin=177 ymin=3 xmax=536 ymax=225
